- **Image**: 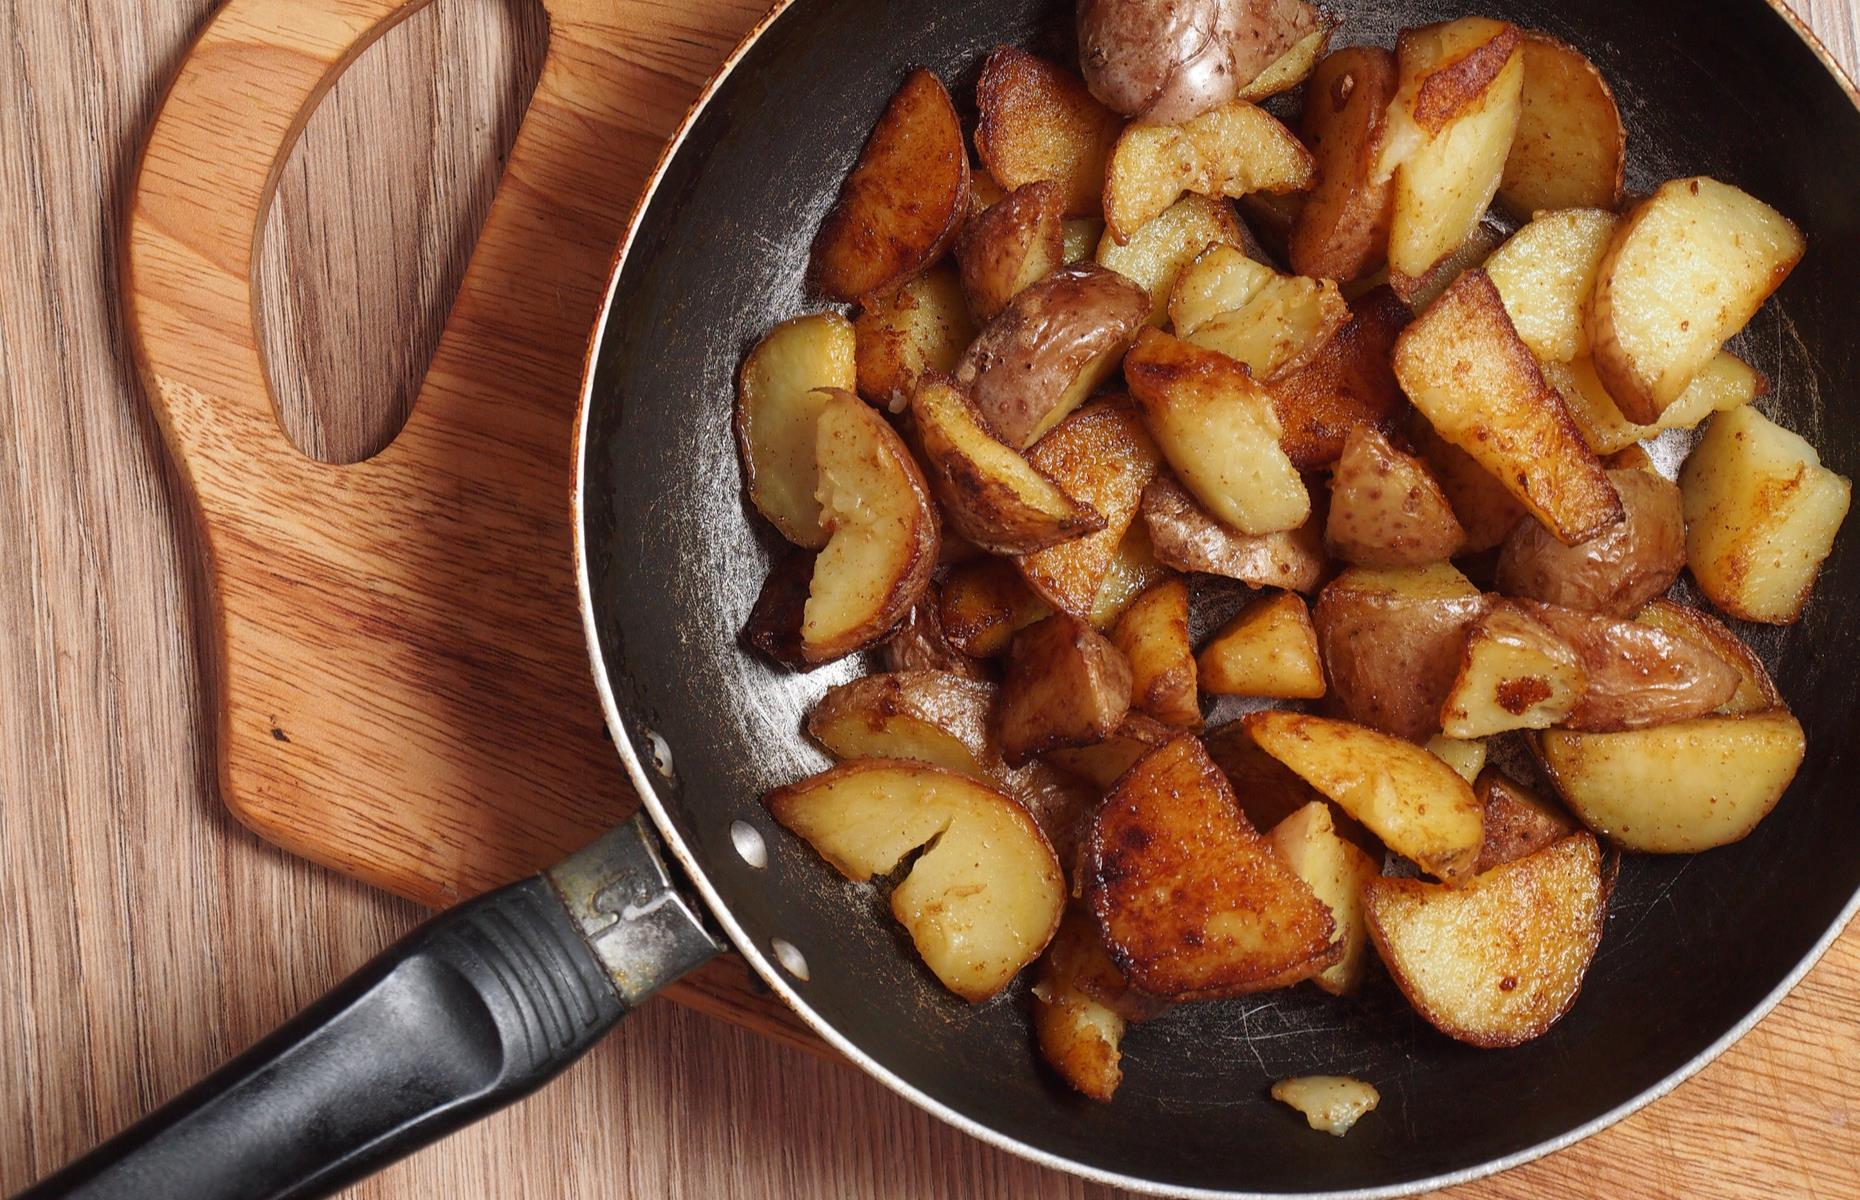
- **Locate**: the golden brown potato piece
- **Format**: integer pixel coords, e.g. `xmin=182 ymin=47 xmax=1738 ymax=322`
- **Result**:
xmin=1271 ymin=1077 xmax=1381 ymax=1136
xmin=1077 ymin=0 xmax=1326 ymax=123
xmin=1141 ymin=475 xmax=1328 ymax=593
xmin=1484 ymin=208 xmax=1617 ymax=364
xmin=1496 ymin=34 xmax=1625 ymax=219
xmin=1364 ymin=834 xmax=1605 ymax=1047
xmin=1198 ymin=591 xmax=1325 ymax=700
xmin=1169 ymin=245 xmax=1351 ymax=382
xmin=957 ymin=181 xmax=1067 ymax=322
xmin=1548 ymin=353 xmax=1769 ymax=456
xmin=1087 ymin=735 xmax=1337 ymax=998
xmin=812 ymin=69 xmax=970 ymax=301
xmin=1633 ymin=599 xmax=1780 ymax=716
xmin=742 ymin=547 xmax=816 ymax=670
xmin=1518 ymin=599 xmax=1739 ymax=732
xmin=974 ymin=48 xmax=1123 ymax=219
xmin=1406 ymin=414 xmax=1526 ymax=553
xmin=1325 ymin=425 xmax=1465 ymax=568
xmin=1045 ymin=712 xmax=1176 ymax=789
xmin=1393 ymin=271 xmax=1623 ymax=545
xmin=1425 ymin=735 xmax=1487 ymax=784
xmin=882 ymin=591 xmax=991 ymax=682
xmin=911 ymin=375 xmax=1105 ymax=555
xmin=764 ymin=759 xmax=1063 ymax=1001
xmin=998 ymin=615 xmax=1134 ymax=765
xmin=1016 ymin=400 xmax=1165 ymax=618
xmin=1314 ymin=562 xmax=1491 ymax=742
xmin=1473 ymin=768 xmax=1578 ymax=874
xmin=1680 ymin=405 xmax=1852 ymax=624
xmin=1104 ymin=101 xmax=1315 ymax=243
xmin=1289 ymin=46 xmax=1399 ymax=282
xmin=807 ymin=671 xmax=1002 ymax=780
xmin=1268 ymin=801 xmax=1381 ymax=995
xmin=1125 ymin=329 xmax=1310 ymax=535
xmin=1438 ymin=604 xmax=1584 ymax=739
xmin=1111 ymin=578 xmax=1201 ymax=727
xmin=1088 ymin=522 xmax=1172 ymax=630
xmin=1496 ymin=468 xmax=1683 ymax=616
xmin=1202 ymin=719 xmax=1324 ymax=832
xmin=1265 ymin=287 xmax=1411 ymax=472
xmin=854 ymin=266 xmax=977 ymax=412
xmin=939 ymin=558 xmax=1052 ymax=658
xmin=956 ymin=264 xmax=1150 ymax=451
xmin=1033 ymin=909 xmax=1149 ymax=1102
xmin=1533 ymin=711 xmax=1806 ymax=853
xmin=735 ymin=314 xmax=857 ymax=547
xmin=1096 ymin=194 xmax=1249 ymax=327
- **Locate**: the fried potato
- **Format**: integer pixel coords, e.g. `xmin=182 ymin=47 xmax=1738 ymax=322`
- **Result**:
xmin=1680 ymin=405 xmax=1852 ymax=624
xmin=1547 ymin=353 xmax=1768 ymax=456
xmin=1125 ymin=329 xmax=1310 ymax=535
xmin=764 ymin=759 xmax=1064 ymax=1001
xmin=1271 ymin=1076 xmax=1380 ymax=1136
xmin=1589 ymin=178 xmax=1805 ymax=423
xmin=957 ymin=264 xmax=1150 ymax=450
xmin=998 ymin=615 xmax=1134 ymax=765
xmin=957 ymin=181 xmax=1067 ymax=322
xmin=1534 ymin=710 xmax=1806 ymax=852
xmin=1290 ymin=46 xmax=1399 ymax=282
xmin=912 ymin=375 xmax=1105 ymax=555
xmin=1407 ymin=414 xmax=1527 ymax=553
xmin=1268 ymin=801 xmax=1381 ymax=995
xmin=1325 ymin=425 xmax=1465 ymax=568
xmin=1034 ymin=909 xmax=1145 ymax=1102
xmin=1045 ymin=711 xmax=1176 ymax=789
xmin=736 ymin=313 xmax=856 ymax=547
xmin=939 ymin=558 xmax=1052 ymax=658
xmin=854 ymin=265 xmax=977 ymax=412
xmin=1389 ymin=219 xmax=1506 ymax=313
xmin=1425 ymin=734 xmax=1486 ymax=784
xmin=1393 ymin=270 xmax=1623 ymax=545
xmin=1519 ymin=599 xmax=1739 ymax=732
xmin=1017 ymin=400 xmax=1165 ymax=617
xmin=1633 ymin=599 xmax=1781 ymax=716
xmin=807 ymin=671 xmax=1002 ymax=780
xmin=1088 ymin=521 xmax=1173 ymax=630
xmin=1014 ymin=760 xmax=1103 ymax=882
xmin=1314 ymin=562 xmax=1491 ymax=742
xmin=1104 ymin=101 xmax=1315 ymax=243
xmin=882 ymin=591 xmax=992 ymax=682
xmin=1236 ymin=13 xmax=1337 ymax=102
xmin=1111 ymin=578 xmax=1201 ymax=727
xmin=1088 ymin=735 xmax=1337 ymax=998
xmin=1266 ymin=286 xmax=1411 ymax=472
xmin=1203 ymin=718 xmax=1325 ymax=832
xmin=1496 ymin=468 xmax=1683 ymax=616
xmin=1171 ymin=245 xmax=1351 ymax=382
xmin=1141 ymin=474 xmax=1328 ymax=592
xmin=1439 ymin=604 xmax=1584 ymax=739
xmin=813 ymin=69 xmax=970 ymax=301
xmin=1496 ymin=34 xmax=1625 ymax=218
xmin=1096 ymin=193 xmax=1249 ymax=327
xmin=1484 ymin=208 xmax=1617 ymax=364
xmin=742 ymin=547 xmax=816 ymax=670
xmin=1473 ymin=768 xmax=1578 ymax=873
xmin=974 ymin=47 xmax=1124 ymax=218
xmin=1078 ymin=0 xmax=1326 ymax=123
xmin=1364 ymin=834 xmax=1604 ymax=1046
xmin=1198 ymin=591 xmax=1325 ymax=700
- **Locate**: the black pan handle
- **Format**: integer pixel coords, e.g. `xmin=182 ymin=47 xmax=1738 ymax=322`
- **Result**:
xmin=14 ymin=815 xmax=721 ymax=1200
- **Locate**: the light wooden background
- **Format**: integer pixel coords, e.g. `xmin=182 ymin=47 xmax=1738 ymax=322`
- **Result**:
xmin=2 ymin=1 xmax=1857 ymax=1197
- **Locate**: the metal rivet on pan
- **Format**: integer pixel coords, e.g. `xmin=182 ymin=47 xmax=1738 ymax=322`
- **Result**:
xmin=771 ymin=937 xmax=810 ymax=982
xmin=730 ymin=820 xmax=768 ymax=869
xmin=645 ymin=730 xmax=674 ymax=780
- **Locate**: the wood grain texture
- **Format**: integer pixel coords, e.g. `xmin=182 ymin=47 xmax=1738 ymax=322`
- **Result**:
xmin=1 ymin=2 xmax=1856 ymax=1199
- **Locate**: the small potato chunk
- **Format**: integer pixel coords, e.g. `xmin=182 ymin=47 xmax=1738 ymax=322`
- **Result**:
xmin=1364 ymin=834 xmax=1605 ymax=1047
xmin=912 ymin=375 xmax=1105 ymax=555
xmin=1408 ymin=415 xmax=1527 ymax=553
xmin=1203 ymin=719 xmax=1325 ymax=833
xmin=1033 ymin=909 xmax=1148 ymax=1102
xmin=1496 ymin=34 xmax=1626 ymax=218
xmin=1271 ymin=1076 xmax=1380 ymax=1136
xmin=764 ymin=760 xmax=1064 ymax=1001
xmin=939 ymin=558 xmax=1051 ymax=658
xmin=1534 ymin=711 xmax=1806 ymax=852
xmin=1325 ymin=426 xmax=1465 ymax=568
xmin=974 ymin=48 xmax=1124 ymax=218
xmin=1425 ymin=735 xmax=1486 ymax=784
xmin=1198 ymin=591 xmax=1325 ymax=700
xmin=1246 ymin=711 xmax=1484 ymax=882
xmin=1520 ymin=600 xmax=1739 ymax=732
xmin=807 ymin=671 xmax=1002 ymax=780
xmin=1474 ymin=769 xmax=1578 ymax=874
xmin=957 ymin=264 xmax=1150 ymax=450
xmin=1111 ymin=578 xmax=1201 ymax=727
xmin=1141 ymin=475 xmax=1328 ymax=593
xmin=801 ymin=393 xmax=940 ymax=662
xmin=1633 ymin=600 xmax=1781 ymax=716
xmin=1045 ymin=712 xmax=1175 ymax=790
xmin=1314 ymin=562 xmax=1491 ymax=743
xmin=999 ymin=616 xmax=1134 ymax=765
xmin=1393 ymin=270 xmax=1623 ymax=545
xmin=1547 ymin=354 xmax=1768 ymax=455
xmin=1096 ymin=194 xmax=1249 ymax=327
xmin=1268 ymin=802 xmax=1381 ymax=995
xmin=1087 ymin=735 xmax=1338 ymax=999
xmin=1104 ymin=101 xmax=1315 ymax=243
xmin=1236 ymin=15 xmax=1337 ymax=103
xmin=1077 ymin=0 xmax=1326 ymax=123
xmin=1088 ymin=522 xmax=1173 ymax=630
xmin=1289 ymin=46 xmax=1399 ymax=282
xmin=882 ymin=591 xmax=991 ymax=682
xmin=1170 ymin=245 xmax=1350 ymax=382
xmin=1484 ymin=208 xmax=1617 ymax=363
xmin=812 ymin=69 xmax=970 ymax=301
xmin=1496 ymin=468 xmax=1684 ymax=616
xmin=1125 ymin=329 xmax=1310 ymax=535
xmin=957 ymin=181 xmax=1067 ymax=322
xmin=736 ymin=313 xmax=857 ymax=547
xmin=1266 ymin=287 xmax=1411 ymax=472
xmin=854 ymin=266 xmax=977 ymax=411
xmin=1439 ymin=605 xmax=1584 ymax=739
xmin=1680 ymin=406 xmax=1852 ymax=624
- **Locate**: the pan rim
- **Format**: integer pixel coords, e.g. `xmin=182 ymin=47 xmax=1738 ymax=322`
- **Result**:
xmin=568 ymin=1 xmax=1860 ymax=1194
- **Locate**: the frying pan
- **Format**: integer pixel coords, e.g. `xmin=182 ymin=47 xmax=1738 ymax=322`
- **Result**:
xmin=19 ymin=0 xmax=1860 ymax=1197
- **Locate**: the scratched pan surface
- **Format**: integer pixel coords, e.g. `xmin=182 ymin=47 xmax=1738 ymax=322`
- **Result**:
xmin=576 ymin=0 xmax=1860 ymax=1194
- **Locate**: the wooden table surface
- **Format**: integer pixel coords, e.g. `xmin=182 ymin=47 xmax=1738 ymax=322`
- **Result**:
xmin=3 ymin=2 xmax=1857 ymax=1197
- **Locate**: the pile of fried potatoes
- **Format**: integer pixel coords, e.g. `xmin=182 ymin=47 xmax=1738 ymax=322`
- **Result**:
xmin=734 ymin=0 xmax=1850 ymax=1114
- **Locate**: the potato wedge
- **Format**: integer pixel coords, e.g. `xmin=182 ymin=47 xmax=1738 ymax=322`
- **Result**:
xmin=1034 ymin=909 xmax=1146 ymax=1102
xmin=1141 ymin=474 xmax=1328 ymax=592
xmin=1425 ymin=734 xmax=1486 ymax=784
xmin=975 ymin=47 xmax=1125 ymax=219
xmin=998 ymin=615 xmax=1133 ymax=765
xmin=957 ymin=264 xmax=1150 ymax=450
xmin=1290 ymin=46 xmax=1399 ymax=282
xmin=1266 ymin=286 xmax=1410 ymax=472
xmin=1045 ymin=711 xmax=1176 ymax=790
xmin=1589 ymin=178 xmax=1805 ymax=423
xmin=1271 ymin=1077 xmax=1380 ymax=1136
xmin=1096 ymin=193 xmax=1249 ymax=327
xmin=1633 ymin=599 xmax=1781 ymax=716
xmin=1407 ymin=414 xmax=1527 ymax=553
xmin=1393 ymin=270 xmax=1623 ymax=545
xmin=1484 ymin=208 xmax=1617 ymax=364
xmin=1087 ymin=735 xmax=1337 ymax=998
xmin=1439 ymin=604 xmax=1584 ymax=739
xmin=1017 ymin=400 xmax=1165 ymax=618
xmin=1203 ymin=719 xmax=1325 ymax=833
xmin=1171 ymin=245 xmax=1351 ymax=382
xmin=912 ymin=375 xmax=1105 ymax=555
xmin=1111 ymin=578 xmax=1201 ymax=727
xmin=1268 ymin=801 xmax=1381 ymax=995
xmin=812 ymin=69 xmax=970 ymax=301
xmin=1125 ymin=329 xmax=1310 ymax=535
xmin=1104 ymin=101 xmax=1315 ymax=243
xmin=957 ymin=181 xmax=1067 ymax=322
xmin=882 ymin=591 xmax=991 ymax=681
xmin=1198 ymin=591 xmax=1325 ymax=700
xmin=1534 ymin=711 xmax=1806 ymax=852
xmin=939 ymin=558 xmax=1052 ymax=658
xmin=741 ymin=547 xmax=816 ymax=670
xmin=807 ymin=671 xmax=1002 ymax=781
xmin=1547 ymin=353 xmax=1768 ymax=455
xmin=1364 ymin=834 xmax=1605 ymax=1046
xmin=764 ymin=759 xmax=1064 ymax=1001
xmin=1325 ymin=425 xmax=1465 ymax=568
xmin=1088 ymin=521 xmax=1172 ymax=630
xmin=1496 ymin=468 xmax=1684 ymax=616
xmin=1078 ymin=0 xmax=1326 ymax=123
xmin=1496 ymin=34 xmax=1625 ymax=218
xmin=1680 ymin=405 xmax=1852 ymax=624
xmin=1518 ymin=599 xmax=1739 ymax=732
xmin=1314 ymin=562 xmax=1491 ymax=742
xmin=1474 ymin=768 xmax=1578 ymax=873
xmin=735 ymin=313 xmax=857 ymax=547
xmin=854 ymin=265 xmax=977 ymax=412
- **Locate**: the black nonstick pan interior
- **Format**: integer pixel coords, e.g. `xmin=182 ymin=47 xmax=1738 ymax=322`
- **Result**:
xmin=576 ymin=1 xmax=1860 ymax=1193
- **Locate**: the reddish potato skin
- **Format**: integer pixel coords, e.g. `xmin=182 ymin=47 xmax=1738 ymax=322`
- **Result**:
xmin=1515 ymin=600 xmax=1740 ymax=732
xmin=1289 ymin=46 xmax=1399 ymax=282
xmin=1315 ymin=573 xmax=1492 ymax=742
xmin=742 ymin=549 xmax=818 ymax=670
xmin=1496 ymin=469 xmax=1685 ymax=616
xmin=883 ymin=591 xmax=993 ymax=681
xmin=1140 ymin=475 xmax=1328 ymax=593
xmin=1077 ymin=0 xmax=1322 ymax=124
xmin=1267 ymin=287 xmax=1411 ymax=471
xmin=998 ymin=616 xmax=1134 ymax=765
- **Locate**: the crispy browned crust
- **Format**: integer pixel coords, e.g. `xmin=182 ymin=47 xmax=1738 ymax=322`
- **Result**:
xmin=742 ymin=548 xmax=818 ymax=670
xmin=1290 ymin=45 xmax=1399 ymax=281
xmin=882 ymin=590 xmax=994 ymax=681
xmin=1110 ymin=577 xmax=1201 ymax=728
xmin=997 ymin=615 xmax=1134 ymax=765
xmin=1473 ymin=768 xmax=1579 ymax=874
xmin=1404 ymin=20 xmax=1522 ymax=134
xmin=956 ymin=181 xmax=1067 ymax=322
xmin=939 ymin=558 xmax=1052 ymax=658
xmin=975 ymin=47 xmax=1125 ymax=218
xmin=1267 ymin=286 xmax=1411 ymax=471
